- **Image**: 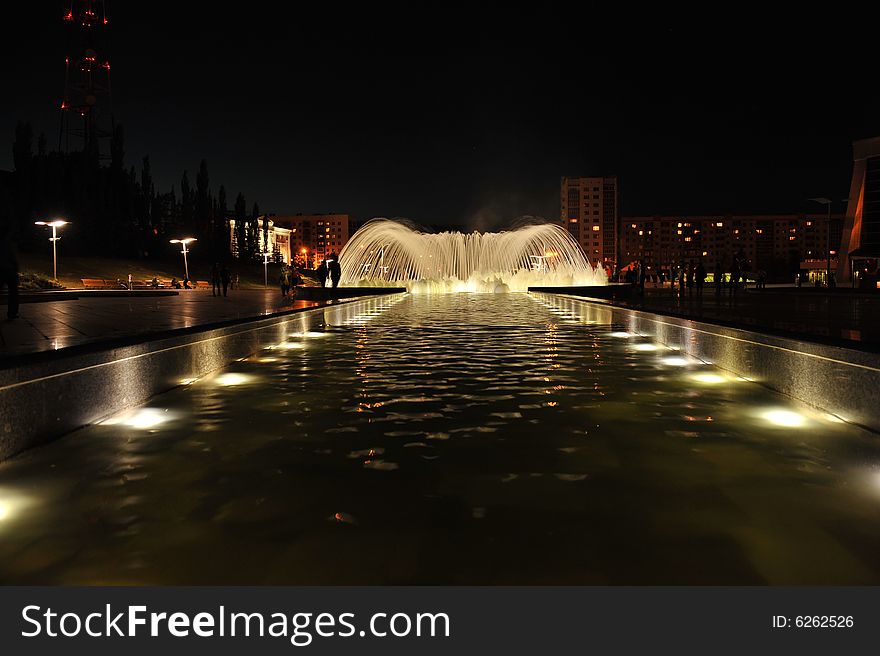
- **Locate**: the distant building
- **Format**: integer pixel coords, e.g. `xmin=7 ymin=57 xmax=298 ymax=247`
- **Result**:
xmin=620 ymin=214 xmax=843 ymax=281
xmin=272 ymin=214 xmax=352 ymax=268
xmin=838 ymin=136 xmax=880 ymax=285
xmin=228 ymin=216 xmax=292 ymax=263
xmin=559 ymin=176 xmax=619 ymax=269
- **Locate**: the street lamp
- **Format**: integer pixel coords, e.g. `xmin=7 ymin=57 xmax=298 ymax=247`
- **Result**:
xmin=34 ymin=220 xmax=68 ymax=280
xmin=808 ymin=198 xmax=833 ymax=286
xmin=169 ymin=237 xmax=197 ymax=281
xmin=262 ymin=252 xmax=271 ymax=287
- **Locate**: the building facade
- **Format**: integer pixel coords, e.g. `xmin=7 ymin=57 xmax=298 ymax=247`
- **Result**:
xmin=838 ymin=136 xmax=880 ymax=286
xmin=273 ymin=214 xmax=352 ymax=269
xmin=620 ymin=214 xmax=843 ymax=281
xmin=559 ymin=176 xmax=619 ymax=269
xmin=228 ymin=216 xmax=292 ymax=263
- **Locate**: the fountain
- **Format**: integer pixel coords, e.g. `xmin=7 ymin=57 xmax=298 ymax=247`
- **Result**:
xmin=338 ymin=218 xmax=606 ymax=293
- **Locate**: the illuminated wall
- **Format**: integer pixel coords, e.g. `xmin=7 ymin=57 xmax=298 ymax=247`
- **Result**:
xmin=838 ymin=136 xmax=880 ymax=282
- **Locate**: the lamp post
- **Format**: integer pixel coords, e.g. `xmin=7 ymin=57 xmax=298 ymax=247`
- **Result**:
xmin=262 ymin=252 xmax=271 ymax=287
xmin=34 ymin=220 xmax=68 ymax=281
xmin=808 ymin=198 xmax=833 ymax=286
xmin=169 ymin=237 xmax=197 ymax=281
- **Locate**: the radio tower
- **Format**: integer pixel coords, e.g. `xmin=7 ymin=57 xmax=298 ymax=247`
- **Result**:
xmin=59 ymin=0 xmax=113 ymax=158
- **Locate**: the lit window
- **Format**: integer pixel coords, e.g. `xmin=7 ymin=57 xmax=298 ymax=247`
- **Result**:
xmin=684 ymin=236 xmax=692 ymax=242
xmin=592 ymin=225 xmax=600 ymax=232
xmin=716 ymin=222 xmax=723 ymax=227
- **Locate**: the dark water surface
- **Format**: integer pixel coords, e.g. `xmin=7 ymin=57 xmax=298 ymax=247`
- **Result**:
xmin=1 ymin=294 xmax=879 ymax=584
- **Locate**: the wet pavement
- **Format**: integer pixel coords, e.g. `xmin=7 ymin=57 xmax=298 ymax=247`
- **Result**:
xmin=0 ymin=293 xmax=879 ymax=584
xmin=617 ymin=287 xmax=880 ymax=348
xmin=0 ymin=290 xmax=318 ymax=359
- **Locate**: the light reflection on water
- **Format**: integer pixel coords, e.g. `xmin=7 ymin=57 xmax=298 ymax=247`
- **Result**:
xmin=1 ymin=293 xmax=880 ymax=585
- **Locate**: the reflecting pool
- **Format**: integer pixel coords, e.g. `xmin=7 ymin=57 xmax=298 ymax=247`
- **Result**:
xmin=1 ymin=293 xmax=879 ymax=584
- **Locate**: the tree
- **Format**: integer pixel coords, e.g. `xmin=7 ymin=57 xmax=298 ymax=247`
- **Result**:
xmin=234 ymin=192 xmax=247 ymax=260
xmin=217 ymin=184 xmax=229 ymax=258
xmin=179 ymin=170 xmax=193 ymax=232
xmin=252 ymin=202 xmax=266 ymax=256
xmin=195 ymin=158 xmax=211 ymax=237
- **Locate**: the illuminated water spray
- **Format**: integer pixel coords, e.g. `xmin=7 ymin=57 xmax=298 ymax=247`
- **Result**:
xmin=339 ymin=219 xmax=606 ymax=293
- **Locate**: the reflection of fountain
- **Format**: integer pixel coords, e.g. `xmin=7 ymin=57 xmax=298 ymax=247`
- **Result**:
xmin=339 ymin=218 xmax=606 ymax=293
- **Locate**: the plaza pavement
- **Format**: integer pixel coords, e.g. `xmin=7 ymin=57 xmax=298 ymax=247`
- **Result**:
xmin=0 ymin=289 xmax=320 ymax=360
xmin=618 ymin=286 xmax=880 ymax=350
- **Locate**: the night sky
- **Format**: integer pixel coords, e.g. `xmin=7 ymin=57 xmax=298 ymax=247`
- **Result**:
xmin=3 ymin=5 xmax=878 ymax=228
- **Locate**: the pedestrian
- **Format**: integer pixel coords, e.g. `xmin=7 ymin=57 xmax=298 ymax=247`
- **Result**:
xmin=329 ymin=256 xmax=342 ymax=288
xmin=686 ymin=260 xmax=695 ymax=295
xmin=279 ymin=266 xmax=290 ymax=297
xmin=714 ymin=261 xmax=724 ymax=297
xmin=0 ymin=225 xmax=19 ymax=320
xmin=696 ymin=260 xmax=706 ymax=295
xmin=730 ymin=258 xmax=741 ymax=297
xmin=316 ymin=260 xmax=329 ymax=288
xmin=211 ymin=262 xmax=221 ymax=297
xmin=221 ymin=264 xmax=231 ymax=297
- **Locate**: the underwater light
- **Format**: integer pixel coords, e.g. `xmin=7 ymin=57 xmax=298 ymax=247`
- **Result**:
xmin=102 ymin=407 xmax=170 ymax=429
xmin=762 ymin=409 xmax=806 ymax=428
xmin=611 ymin=332 xmax=634 ymax=338
xmin=632 ymin=343 xmax=661 ymax=351
xmin=661 ymin=356 xmax=691 ymax=366
xmin=214 ymin=373 xmax=254 ymax=386
xmin=691 ymin=373 xmax=727 ymax=384
xmin=276 ymin=342 xmax=305 ymax=350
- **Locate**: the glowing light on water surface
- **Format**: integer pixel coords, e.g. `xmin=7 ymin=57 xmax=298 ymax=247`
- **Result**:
xmin=690 ymin=373 xmax=728 ymax=385
xmin=761 ymin=409 xmax=807 ymax=428
xmin=632 ymin=343 xmax=662 ymax=352
xmin=661 ymin=356 xmax=693 ymax=366
xmin=611 ymin=332 xmax=634 ymax=338
xmin=0 ymin=491 xmax=33 ymax=524
xmin=273 ymin=342 xmax=305 ymax=350
xmin=214 ymin=373 xmax=255 ymax=386
xmin=102 ymin=407 xmax=171 ymax=429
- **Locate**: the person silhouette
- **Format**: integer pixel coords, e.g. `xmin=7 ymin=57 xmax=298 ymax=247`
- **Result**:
xmin=316 ymin=260 xmax=329 ymax=288
xmin=328 ymin=255 xmax=342 ymax=288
